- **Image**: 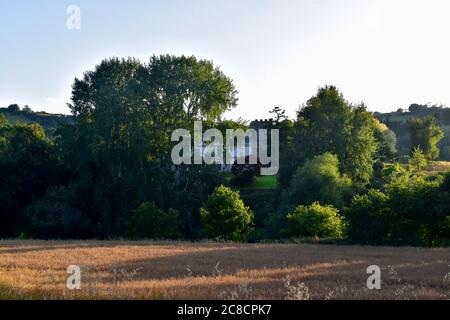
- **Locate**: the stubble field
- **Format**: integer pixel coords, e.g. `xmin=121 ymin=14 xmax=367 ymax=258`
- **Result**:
xmin=0 ymin=240 xmax=448 ymax=300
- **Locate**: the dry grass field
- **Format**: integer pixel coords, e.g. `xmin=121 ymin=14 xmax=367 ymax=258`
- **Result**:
xmin=0 ymin=241 xmax=449 ymax=300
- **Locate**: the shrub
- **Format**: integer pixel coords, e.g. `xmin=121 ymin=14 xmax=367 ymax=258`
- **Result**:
xmin=379 ymin=163 xmax=410 ymax=185
xmin=409 ymin=147 xmax=428 ymax=171
xmin=26 ymin=199 xmax=93 ymax=239
xmin=286 ymin=202 xmax=343 ymax=238
xmin=200 ymin=185 xmax=254 ymax=241
xmin=387 ymin=176 xmax=445 ymax=246
xmin=344 ymin=189 xmax=391 ymax=245
xmin=345 ymin=175 xmax=450 ymax=247
xmin=290 ymin=153 xmax=353 ymax=209
xmin=230 ymin=156 xmax=260 ymax=186
xmin=127 ymin=202 xmax=181 ymax=239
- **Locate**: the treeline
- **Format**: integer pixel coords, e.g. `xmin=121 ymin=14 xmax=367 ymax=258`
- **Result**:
xmin=261 ymin=88 xmax=449 ymax=246
xmin=375 ymin=104 xmax=450 ymax=160
xmin=0 ymin=55 xmax=449 ymax=246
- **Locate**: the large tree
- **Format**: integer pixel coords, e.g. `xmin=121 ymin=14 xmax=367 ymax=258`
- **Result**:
xmin=58 ymin=55 xmax=237 ymax=236
xmin=283 ymin=86 xmax=379 ymax=187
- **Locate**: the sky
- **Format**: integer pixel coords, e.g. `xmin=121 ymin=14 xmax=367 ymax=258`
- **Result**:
xmin=1 ymin=0 xmax=450 ymax=120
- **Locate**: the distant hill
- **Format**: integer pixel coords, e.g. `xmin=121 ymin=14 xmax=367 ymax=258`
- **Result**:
xmin=0 ymin=107 xmax=73 ymax=136
xmin=374 ymin=104 xmax=450 ymax=160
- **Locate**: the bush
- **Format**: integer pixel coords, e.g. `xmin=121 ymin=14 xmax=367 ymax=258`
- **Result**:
xmin=387 ymin=176 xmax=446 ymax=246
xmin=127 ymin=202 xmax=181 ymax=239
xmin=286 ymin=202 xmax=343 ymax=238
xmin=345 ymin=175 xmax=450 ymax=247
xmin=200 ymin=185 xmax=254 ymax=241
xmin=230 ymin=157 xmax=260 ymax=186
xmin=379 ymin=163 xmax=410 ymax=185
xmin=26 ymin=197 xmax=93 ymax=239
xmin=344 ymin=189 xmax=391 ymax=245
xmin=290 ymin=153 xmax=353 ymax=209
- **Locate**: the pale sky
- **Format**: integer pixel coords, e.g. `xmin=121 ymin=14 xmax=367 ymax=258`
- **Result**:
xmin=1 ymin=0 xmax=450 ymax=120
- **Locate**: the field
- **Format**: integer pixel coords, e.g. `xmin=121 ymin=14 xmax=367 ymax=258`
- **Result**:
xmin=240 ymin=175 xmax=278 ymax=189
xmin=0 ymin=241 xmax=449 ymax=300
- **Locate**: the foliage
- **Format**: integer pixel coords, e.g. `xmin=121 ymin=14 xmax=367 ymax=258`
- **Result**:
xmin=287 ymin=202 xmax=343 ymax=238
xmin=127 ymin=202 xmax=181 ymax=239
xmin=26 ymin=202 xmax=92 ymax=240
xmin=286 ymin=86 xmax=379 ymax=187
xmin=344 ymin=189 xmax=391 ymax=245
xmin=379 ymin=163 xmax=410 ymax=186
xmin=409 ymin=116 xmax=444 ymax=160
xmin=373 ymin=120 xmax=397 ymax=161
xmin=230 ymin=156 xmax=260 ymax=186
xmin=0 ymin=121 xmax=65 ymax=237
xmin=200 ymin=186 xmax=254 ymax=241
xmin=239 ymin=189 xmax=276 ymax=231
xmin=7 ymin=104 xmax=20 ymax=112
xmin=345 ymin=174 xmax=450 ymax=246
xmin=58 ymin=55 xmax=236 ymax=237
xmin=269 ymin=107 xmax=287 ymax=123
xmin=2 ymin=58 xmax=450 ymax=246
xmin=409 ymin=147 xmax=428 ymax=171
xmin=290 ymin=153 xmax=353 ymax=209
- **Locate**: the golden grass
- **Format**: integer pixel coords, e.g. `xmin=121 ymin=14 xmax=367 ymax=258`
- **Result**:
xmin=0 ymin=240 xmax=448 ymax=300
xmin=424 ymin=161 xmax=450 ymax=173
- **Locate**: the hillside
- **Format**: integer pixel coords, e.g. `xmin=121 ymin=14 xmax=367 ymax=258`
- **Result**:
xmin=374 ymin=104 xmax=450 ymax=160
xmin=0 ymin=107 xmax=73 ymax=135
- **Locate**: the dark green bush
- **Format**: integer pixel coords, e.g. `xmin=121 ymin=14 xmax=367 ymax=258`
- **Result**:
xmin=26 ymin=196 xmax=93 ymax=239
xmin=345 ymin=174 xmax=450 ymax=246
xmin=127 ymin=202 xmax=181 ymax=239
xmin=344 ymin=189 xmax=391 ymax=245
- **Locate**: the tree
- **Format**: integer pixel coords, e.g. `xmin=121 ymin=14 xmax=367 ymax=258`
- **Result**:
xmin=200 ymin=185 xmax=254 ymax=241
xmin=408 ymin=103 xmax=428 ymax=114
xmin=145 ymin=54 xmax=238 ymax=123
xmin=127 ymin=202 xmax=181 ymax=239
xmin=373 ymin=120 xmax=397 ymax=162
xmin=22 ymin=105 xmax=33 ymax=113
xmin=409 ymin=147 xmax=428 ymax=171
xmin=290 ymin=153 xmax=353 ymax=209
xmin=287 ymin=202 xmax=343 ymax=238
xmin=7 ymin=104 xmax=20 ymax=112
xmin=0 ymin=123 xmax=63 ymax=237
xmin=345 ymin=106 xmax=378 ymax=185
xmin=290 ymin=86 xmax=379 ymax=186
xmin=269 ymin=107 xmax=287 ymax=124
xmin=409 ymin=116 xmax=444 ymax=160
xmin=62 ymin=55 xmax=237 ymax=237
